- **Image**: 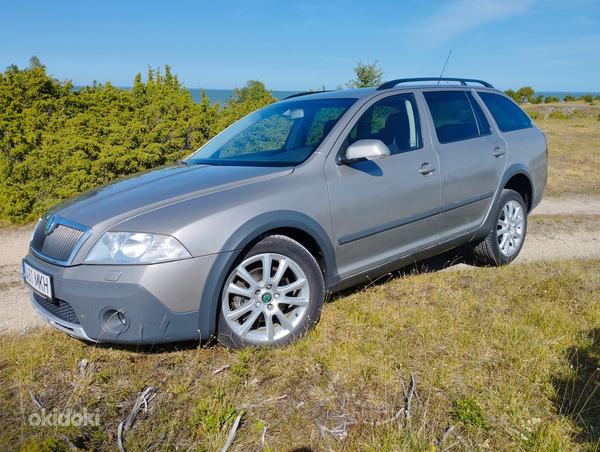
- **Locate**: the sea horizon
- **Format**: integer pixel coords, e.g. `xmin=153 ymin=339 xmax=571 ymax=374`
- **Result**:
xmin=195 ymin=88 xmax=600 ymax=106
xmin=193 ymin=88 xmax=300 ymax=106
xmin=91 ymin=86 xmax=599 ymax=106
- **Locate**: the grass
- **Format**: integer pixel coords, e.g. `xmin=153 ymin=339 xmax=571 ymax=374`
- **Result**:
xmin=1 ymin=259 xmax=599 ymax=451
xmin=523 ymin=102 xmax=600 ymax=197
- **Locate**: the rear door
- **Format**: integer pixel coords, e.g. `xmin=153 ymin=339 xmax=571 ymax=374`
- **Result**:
xmin=422 ymin=90 xmax=507 ymax=241
xmin=324 ymin=93 xmax=441 ymax=279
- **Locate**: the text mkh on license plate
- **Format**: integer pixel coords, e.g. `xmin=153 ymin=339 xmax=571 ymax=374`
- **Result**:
xmin=23 ymin=261 xmax=53 ymax=299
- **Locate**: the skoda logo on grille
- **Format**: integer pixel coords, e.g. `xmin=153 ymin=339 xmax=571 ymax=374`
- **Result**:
xmin=44 ymin=216 xmax=58 ymax=235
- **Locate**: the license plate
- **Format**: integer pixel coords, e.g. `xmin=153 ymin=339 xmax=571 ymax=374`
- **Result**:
xmin=23 ymin=261 xmax=53 ymax=300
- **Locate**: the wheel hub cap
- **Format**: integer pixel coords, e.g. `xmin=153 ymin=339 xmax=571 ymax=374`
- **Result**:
xmin=222 ymin=252 xmax=311 ymax=343
xmin=498 ymin=200 xmax=524 ymax=257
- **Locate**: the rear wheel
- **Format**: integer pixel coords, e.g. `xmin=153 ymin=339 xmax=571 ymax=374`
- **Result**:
xmin=217 ymin=235 xmax=324 ymax=349
xmin=472 ymin=189 xmax=527 ymax=266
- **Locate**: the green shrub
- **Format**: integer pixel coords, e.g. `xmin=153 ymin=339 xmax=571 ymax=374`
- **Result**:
xmin=21 ymin=438 xmax=73 ymax=452
xmin=451 ymin=398 xmax=489 ymax=429
xmin=0 ymin=60 xmax=275 ymax=224
xmin=548 ymin=111 xmax=570 ymax=120
xmin=544 ymin=96 xmax=560 ymax=103
xmin=528 ymin=111 xmax=543 ymax=120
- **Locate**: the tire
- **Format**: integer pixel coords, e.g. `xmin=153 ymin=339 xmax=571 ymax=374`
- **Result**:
xmin=217 ymin=234 xmax=325 ymax=349
xmin=472 ymin=189 xmax=527 ymax=266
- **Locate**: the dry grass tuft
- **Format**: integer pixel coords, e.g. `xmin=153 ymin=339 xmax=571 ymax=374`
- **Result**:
xmin=523 ymin=102 xmax=600 ymax=197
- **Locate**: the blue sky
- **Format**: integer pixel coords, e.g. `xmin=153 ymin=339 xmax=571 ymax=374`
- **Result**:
xmin=1 ymin=0 xmax=599 ymax=93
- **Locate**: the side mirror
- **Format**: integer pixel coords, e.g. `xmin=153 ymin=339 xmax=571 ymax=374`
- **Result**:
xmin=341 ymin=139 xmax=390 ymax=164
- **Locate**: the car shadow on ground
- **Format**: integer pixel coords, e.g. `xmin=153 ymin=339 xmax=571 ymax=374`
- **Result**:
xmin=552 ymin=327 xmax=600 ymax=447
xmin=398 ymin=243 xmax=480 ymax=274
xmin=330 ymin=243 xmax=480 ymax=300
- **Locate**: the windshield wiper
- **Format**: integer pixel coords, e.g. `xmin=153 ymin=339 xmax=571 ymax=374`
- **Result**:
xmin=187 ymin=160 xmax=228 ymax=166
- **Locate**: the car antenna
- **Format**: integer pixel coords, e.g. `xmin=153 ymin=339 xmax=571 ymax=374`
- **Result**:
xmin=438 ymin=49 xmax=453 ymax=84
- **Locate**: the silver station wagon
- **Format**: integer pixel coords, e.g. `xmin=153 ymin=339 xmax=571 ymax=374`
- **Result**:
xmin=23 ymin=78 xmax=548 ymax=348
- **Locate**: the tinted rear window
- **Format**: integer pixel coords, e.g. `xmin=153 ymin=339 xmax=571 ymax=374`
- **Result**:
xmin=424 ymin=91 xmax=487 ymax=144
xmin=478 ymin=92 xmax=533 ymax=132
xmin=467 ymin=92 xmax=491 ymax=135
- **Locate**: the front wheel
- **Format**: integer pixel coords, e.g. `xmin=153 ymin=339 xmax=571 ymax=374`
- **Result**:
xmin=217 ymin=235 xmax=325 ymax=349
xmin=472 ymin=189 xmax=527 ymax=266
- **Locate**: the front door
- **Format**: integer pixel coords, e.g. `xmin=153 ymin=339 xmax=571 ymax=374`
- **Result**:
xmin=325 ymin=94 xmax=442 ymax=279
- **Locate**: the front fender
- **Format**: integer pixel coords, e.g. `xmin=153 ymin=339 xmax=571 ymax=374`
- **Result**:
xmin=197 ymin=210 xmax=337 ymax=339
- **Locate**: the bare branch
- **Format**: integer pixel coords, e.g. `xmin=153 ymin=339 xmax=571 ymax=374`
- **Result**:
xmin=29 ymin=390 xmax=42 ymax=409
xmin=220 ymin=413 xmax=243 ymax=452
xmin=123 ymin=386 xmax=156 ymax=431
xmin=212 ymin=365 xmax=231 ymax=375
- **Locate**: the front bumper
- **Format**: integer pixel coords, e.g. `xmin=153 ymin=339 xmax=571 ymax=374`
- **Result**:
xmin=23 ymin=251 xmax=223 ymax=344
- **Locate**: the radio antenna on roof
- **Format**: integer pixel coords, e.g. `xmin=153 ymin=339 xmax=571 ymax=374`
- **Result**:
xmin=438 ymin=49 xmax=453 ymax=83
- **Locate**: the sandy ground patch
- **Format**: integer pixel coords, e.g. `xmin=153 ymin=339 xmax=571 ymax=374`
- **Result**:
xmin=1 ymin=196 xmax=599 ymax=335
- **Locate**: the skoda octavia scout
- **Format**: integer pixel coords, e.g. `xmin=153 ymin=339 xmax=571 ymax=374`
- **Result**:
xmin=23 ymin=78 xmax=548 ymax=348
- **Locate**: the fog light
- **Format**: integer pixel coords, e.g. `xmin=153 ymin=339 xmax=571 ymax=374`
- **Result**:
xmin=117 ymin=311 xmax=128 ymax=325
xmin=99 ymin=308 xmax=130 ymax=335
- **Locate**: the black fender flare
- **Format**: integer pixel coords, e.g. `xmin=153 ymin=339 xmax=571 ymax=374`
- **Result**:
xmin=196 ymin=210 xmax=337 ymax=339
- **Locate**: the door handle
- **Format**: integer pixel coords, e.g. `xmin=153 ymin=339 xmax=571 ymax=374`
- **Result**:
xmin=419 ymin=163 xmax=437 ymax=175
xmin=493 ymin=147 xmax=506 ymax=158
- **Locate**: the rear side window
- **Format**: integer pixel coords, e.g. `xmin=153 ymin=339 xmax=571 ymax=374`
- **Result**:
xmin=478 ymin=92 xmax=533 ymax=132
xmin=424 ymin=91 xmax=490 ymax=144
xmin=467 ymin=92 xmax=491 ymax=135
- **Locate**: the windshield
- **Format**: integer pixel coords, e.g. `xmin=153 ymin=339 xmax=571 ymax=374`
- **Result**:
xmin=186 ymin=97 xmax=357 ymax=166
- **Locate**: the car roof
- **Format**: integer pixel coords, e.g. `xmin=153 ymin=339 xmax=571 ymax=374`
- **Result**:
xmin=282 ymin=87 xmax=375 ymax=101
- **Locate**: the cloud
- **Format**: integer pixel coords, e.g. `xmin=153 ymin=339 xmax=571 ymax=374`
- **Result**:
xmin=410 ymin=0 xmax=537 ymax=47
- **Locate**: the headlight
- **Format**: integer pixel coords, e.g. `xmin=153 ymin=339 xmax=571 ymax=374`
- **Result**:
xmin=84 ymin=232 xmax=191 ymax=264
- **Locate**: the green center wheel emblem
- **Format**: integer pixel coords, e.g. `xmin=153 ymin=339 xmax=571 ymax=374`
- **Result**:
xmin=262 ymin=293 xmax=272 ymax=303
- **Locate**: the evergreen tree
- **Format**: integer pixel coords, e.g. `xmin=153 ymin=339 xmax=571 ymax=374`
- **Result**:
xmin=221 ymin=80 xmax=276 ymax=128
xmin=0 ymin=61 xmax=73 ymax=222
xmin=347 ymin=61 xmax=384 ymax=89
xmin=516 ymin=86 xmax=535 ymax=103
xmin=0 ymin=60 xmax=221 ymax=224
xmin=504 ymin=89 xmax=519 ymax=103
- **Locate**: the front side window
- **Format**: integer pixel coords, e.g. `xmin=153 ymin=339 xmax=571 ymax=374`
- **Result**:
xmin=424 ymin=91 xmax=489 ymax=144
xmin=348 ymin=94 xmax=422 ymax=154
xmin=186 ymin=97 xmax=357 ymax=166
xmin=478 ymin=92 xmax=533 ymax=132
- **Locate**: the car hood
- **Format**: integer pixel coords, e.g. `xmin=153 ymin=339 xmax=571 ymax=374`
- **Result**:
xmin=49 ymin=163 xmax=293 ymax=228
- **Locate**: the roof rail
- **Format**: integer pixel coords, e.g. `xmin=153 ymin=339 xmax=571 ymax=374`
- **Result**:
xmin=377 ymin=77 xmax=494 ymax=90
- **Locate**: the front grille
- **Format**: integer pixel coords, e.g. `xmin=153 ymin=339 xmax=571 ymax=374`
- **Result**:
xmin=31 ymin=218 xmax=87 ymax=263
xmin=33 ymin=292 xmax=80 ymax=325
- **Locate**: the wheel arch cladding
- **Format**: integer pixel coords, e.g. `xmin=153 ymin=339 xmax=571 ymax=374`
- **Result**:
xmin=501 ymin=164 xmax=533 ymax=211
